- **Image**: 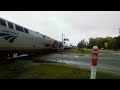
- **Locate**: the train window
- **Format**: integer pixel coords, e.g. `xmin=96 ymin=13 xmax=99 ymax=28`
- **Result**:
xmin=0 ymin=19 xmax=6 ymax=27
xmin=24 ymin=28 xmax=29 ymax=34
xmin=15 ymin=25 xmax=24 ymax=32
xmin=43 ymin=35 xmax=45 ymax=38
xmin=7 ymin=22 xmax=14 ymax=29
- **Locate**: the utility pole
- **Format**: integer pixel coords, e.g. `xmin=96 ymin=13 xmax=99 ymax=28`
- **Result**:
xmin=64 ymin=34 xmax=65 ymax=41
xmin=62 ymin=34 xmax=65 ymax=50
xmin=62 ymin=34 xmax=64 ymax=44
xmin=119 ymin=29 xmax=120 ymax=36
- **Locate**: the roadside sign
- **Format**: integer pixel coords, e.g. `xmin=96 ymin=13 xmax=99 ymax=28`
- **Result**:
xmin=104 ymin=42 xmax=108 ymax=48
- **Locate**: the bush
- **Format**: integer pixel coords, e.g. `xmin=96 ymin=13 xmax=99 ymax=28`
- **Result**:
xmin=78 ymin=48 xmax=85 ymax=52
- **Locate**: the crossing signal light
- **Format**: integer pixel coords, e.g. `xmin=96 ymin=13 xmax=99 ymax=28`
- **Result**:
xmin=64 ymin=38 xmax=69 ymax=41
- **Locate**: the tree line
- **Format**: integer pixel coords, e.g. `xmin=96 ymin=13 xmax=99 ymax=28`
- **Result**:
xmin=77 ymin=36 xmax=120 ymax=50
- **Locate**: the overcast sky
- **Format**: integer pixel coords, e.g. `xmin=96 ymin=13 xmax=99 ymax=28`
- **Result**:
xmin=0 ymin=11 xmax=120 ymax=46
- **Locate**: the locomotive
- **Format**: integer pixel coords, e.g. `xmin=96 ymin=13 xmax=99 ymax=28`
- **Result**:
xmin=0 ymin=17 xmax=64 ymax=59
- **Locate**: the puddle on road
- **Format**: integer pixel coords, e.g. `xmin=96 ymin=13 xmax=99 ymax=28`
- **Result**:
xmin=74 ymin=56 xmax=80 ymax=58
xmin=44 ymin=59 xmax=91 ymax=68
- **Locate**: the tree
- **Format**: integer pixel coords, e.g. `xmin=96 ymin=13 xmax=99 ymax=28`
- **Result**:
xmin=116 ymin=36 xmax=120 ymax=49
xmin=87 ymin=37 xmax=119 ymax=50
xmin=77 ymin=39 xmax=87 ymax=48
xmin=96 ymin=37 xmax=105 ymax=49
xmin=112 ymin=37 xmax=118 ymax=50
xmin=87 ymin=38 xmax=96 ymax=49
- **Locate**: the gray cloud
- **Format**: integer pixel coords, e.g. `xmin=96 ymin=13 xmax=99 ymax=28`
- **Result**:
xmin=0 ymin=11 xmax=120 ymax=46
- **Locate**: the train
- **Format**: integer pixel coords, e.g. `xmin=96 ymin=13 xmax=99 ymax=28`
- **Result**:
xmin=0 ymin=17 xmax=71 ymax=59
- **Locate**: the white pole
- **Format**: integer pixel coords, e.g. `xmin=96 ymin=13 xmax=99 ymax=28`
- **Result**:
xmin=90 ymin=66 xmax=97 ymax=79
xmin=61 ymin=34 xmax=64 ymax=63
xmin=62 ymin=34 xmax=63 ymax=44
xmin=90 ymin=46 xmax=98 ymax=79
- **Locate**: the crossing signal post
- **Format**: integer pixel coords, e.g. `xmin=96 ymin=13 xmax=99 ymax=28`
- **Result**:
xmin=61 ymin=34 xmax=69 ymax=63
xmin=62 ymin=34 xmax=64 ymax=51
xmin=61 ymin=34 xmax=69 ymax=50
xmin=61 ymin=34 xmax=64 ymax=63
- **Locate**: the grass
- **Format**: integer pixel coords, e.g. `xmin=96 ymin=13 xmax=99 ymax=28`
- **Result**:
xmin=64 ymin=48 xmax=92 ymax=54
xmin=17 ymin=64 xmax=91 ymax=79
xmin=0 ymin=60 xmax=120 ymax=79
xmin=0 ymin=60 xmax=29 ymax=79
xmin=63 ymin=48 xmax=115 ymax=54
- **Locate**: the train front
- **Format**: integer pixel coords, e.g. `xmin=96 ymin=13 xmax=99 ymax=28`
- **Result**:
xmin=50 ymin=38 xmax=63 ymax=52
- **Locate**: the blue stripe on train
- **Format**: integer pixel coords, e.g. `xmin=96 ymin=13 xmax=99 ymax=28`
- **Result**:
xmin=0 ymin=33 xmax=18 ymax=43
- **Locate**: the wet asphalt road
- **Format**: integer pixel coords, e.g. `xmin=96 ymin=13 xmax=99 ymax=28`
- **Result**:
xmin=15 ymin=50 xmax=120 ymax=74
xmin=29 ymin=52 xmax=120 ymax=74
